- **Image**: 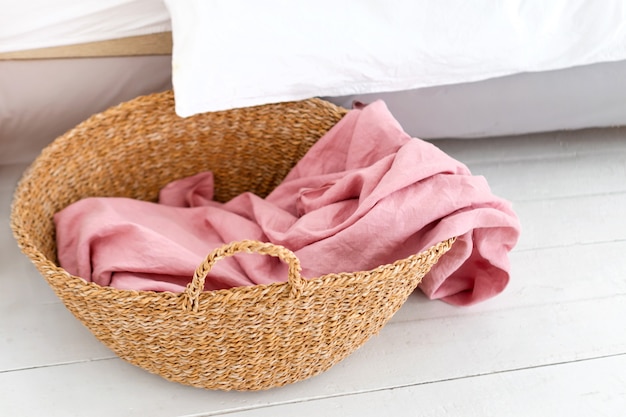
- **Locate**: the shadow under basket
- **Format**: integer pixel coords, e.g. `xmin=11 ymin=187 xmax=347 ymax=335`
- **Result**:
xmin=10 ymin=91 xmax=455 ymax=391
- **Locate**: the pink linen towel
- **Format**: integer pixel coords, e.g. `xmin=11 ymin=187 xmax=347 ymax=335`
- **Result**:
xmin=54 ymin=100 xmax=521 ymax=305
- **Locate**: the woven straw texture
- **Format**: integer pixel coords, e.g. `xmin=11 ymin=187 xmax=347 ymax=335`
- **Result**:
xmin=11 ymin=91 xmax=455 ymax=391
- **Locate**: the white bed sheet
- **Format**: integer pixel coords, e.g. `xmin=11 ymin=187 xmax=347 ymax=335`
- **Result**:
xmin=0 ymin=0 xmax=170 ymax=53
xmin=165 ymin=0 xmax=626 ymax=115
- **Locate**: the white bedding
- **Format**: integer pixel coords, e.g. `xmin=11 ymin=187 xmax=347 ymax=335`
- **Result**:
xmin=165 ymin=0 xmax=626 ymax=116
xmin=0 ymin=0 xmax=170 ymax=53
xmin=4 ymin=0 xmax=626 ymax=117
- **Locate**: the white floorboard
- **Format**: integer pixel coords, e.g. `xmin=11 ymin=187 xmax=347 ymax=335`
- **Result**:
xmin=2 ymin=127 xmax=626 ymax=416
xmin=224 ymin=355 xmax=626 ymax=417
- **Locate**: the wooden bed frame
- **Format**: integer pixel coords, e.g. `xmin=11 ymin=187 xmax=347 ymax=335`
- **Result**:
xmin=0 ymin=32 xmax=172 ymax=60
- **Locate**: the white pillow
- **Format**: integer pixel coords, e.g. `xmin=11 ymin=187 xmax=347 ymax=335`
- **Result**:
xmin=164 ymin=0 xmax=626 ymax=117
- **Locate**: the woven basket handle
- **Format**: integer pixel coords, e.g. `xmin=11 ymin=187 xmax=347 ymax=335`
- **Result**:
xmin=182 ymin=240 xmax=305 ymax=312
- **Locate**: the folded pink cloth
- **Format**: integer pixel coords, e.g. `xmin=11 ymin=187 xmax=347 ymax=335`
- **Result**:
xmin=55 ymin=101 xmax=520 ymax=305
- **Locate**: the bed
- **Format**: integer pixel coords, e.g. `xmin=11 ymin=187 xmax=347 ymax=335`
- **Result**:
xmin=3 ymin=1 xmax=626 ymax=165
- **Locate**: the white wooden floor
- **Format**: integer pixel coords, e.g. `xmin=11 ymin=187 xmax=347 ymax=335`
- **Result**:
xmin=1 ymin=127 xmax=625 ymax=416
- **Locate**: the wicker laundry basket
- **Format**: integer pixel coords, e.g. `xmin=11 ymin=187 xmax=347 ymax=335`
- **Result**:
xmin=10 ymin=91 xmax=454 ymax=391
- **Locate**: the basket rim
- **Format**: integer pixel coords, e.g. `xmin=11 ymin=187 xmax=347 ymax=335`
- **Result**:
xmin=10 ymin=224 xmax=455 ymax=305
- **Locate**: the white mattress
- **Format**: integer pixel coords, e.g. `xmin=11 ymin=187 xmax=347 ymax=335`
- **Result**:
xmin=0 ymin=0 xmax=170 ymax=53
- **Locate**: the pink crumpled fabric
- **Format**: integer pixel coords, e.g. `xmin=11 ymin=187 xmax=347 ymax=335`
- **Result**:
xmin=54 ymin=100 xmax=521 ymax=305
